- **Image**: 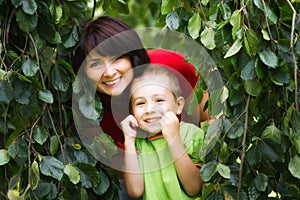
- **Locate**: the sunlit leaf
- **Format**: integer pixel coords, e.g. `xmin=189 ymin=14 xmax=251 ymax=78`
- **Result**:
xmin=166 ymin=10 xmax=179 ymax=30
xmin=161 ymin=0 xmax=173 ymax=15
xmin=201 ymin=27 xmax=216 ymax=50
xmin=188 ymin=13 xmax=201 ymax=39
xmin=288 ymin=155 xmax=300 ymax=179
xmin=224 ymin=40 xmax=242 ymax=58
xmin=64 ymin=164 xmax=80 ymax=184
xmin=39 ymin=89 xmax=54 ymax=104
xmin=30 ymin=160 xmax=40 ymax=190
xmin=216 ymin=163 xmax=230 ymax=179
xmin=230 ymin=10 xmax=242 ymax=40
xmin=0 ymin=149 xmax=10 ymax=165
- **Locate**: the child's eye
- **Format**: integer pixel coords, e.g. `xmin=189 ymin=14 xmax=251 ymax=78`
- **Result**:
xmin=156 ymin=99 xmax=165 ymax=102
xmin=135 ymin=101 xmax=145 ymax=106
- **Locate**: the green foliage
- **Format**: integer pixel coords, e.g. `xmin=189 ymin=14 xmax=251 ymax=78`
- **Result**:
xmin=1 ymin=0 xmax=300 ymax=199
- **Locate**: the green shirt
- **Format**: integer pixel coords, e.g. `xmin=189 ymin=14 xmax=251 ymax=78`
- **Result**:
xmin=135 ymin=122 xmax=204 ymax=200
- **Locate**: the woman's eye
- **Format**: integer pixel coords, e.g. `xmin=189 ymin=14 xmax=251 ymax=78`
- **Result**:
xmin=90 ymin=61 xmax=102 ymax=68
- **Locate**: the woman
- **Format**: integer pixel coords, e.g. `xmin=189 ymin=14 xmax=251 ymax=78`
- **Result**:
xmin=72 ymin=15 xmax=208 ymax=199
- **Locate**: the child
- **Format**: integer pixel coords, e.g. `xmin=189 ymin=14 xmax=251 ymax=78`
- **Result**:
xmin=120 ymin=64 xmax=204 ymax=200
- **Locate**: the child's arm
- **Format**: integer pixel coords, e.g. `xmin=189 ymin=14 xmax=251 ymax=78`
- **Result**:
xmin=120 ymin=115 xmax=144 ymax=198
xmin=161 ymin=112 xmax=202 ymax=196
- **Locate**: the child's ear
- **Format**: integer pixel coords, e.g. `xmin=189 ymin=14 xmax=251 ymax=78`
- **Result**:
xmin=176 ymin=96 xmax=185 ymax=115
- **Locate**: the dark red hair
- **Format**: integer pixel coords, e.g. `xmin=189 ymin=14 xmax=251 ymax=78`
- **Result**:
xmin=72 ymin=16 xmax=150 ymax=74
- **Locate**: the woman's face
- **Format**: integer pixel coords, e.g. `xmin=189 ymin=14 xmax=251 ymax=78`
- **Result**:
xmin=84 ymin=51 xmax=133 ymax=96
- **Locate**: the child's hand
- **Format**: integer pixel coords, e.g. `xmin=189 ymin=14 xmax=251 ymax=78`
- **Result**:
xmin=160 ymin=111 xmax=180 ymax=142
xmin=121 ymin=115 xmax=138 ymax=140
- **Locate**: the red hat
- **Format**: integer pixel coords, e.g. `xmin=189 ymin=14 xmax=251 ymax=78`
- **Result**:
xmin=147 ymin=48 xmax=199 ymax=98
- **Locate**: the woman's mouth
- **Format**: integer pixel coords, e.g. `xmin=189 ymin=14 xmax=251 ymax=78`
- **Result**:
xmin=103 ymin=78 xmax=120 ymax=86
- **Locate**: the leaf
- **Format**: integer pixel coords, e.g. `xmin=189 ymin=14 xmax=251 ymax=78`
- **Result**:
xmin=78 ymin=92 xmax=101 ymax=120
xmin=16 ymin=9 xmax=38 ymax=33
xmin=13 ymin=79 xmax=32 ymax=104
xmin=254 ymin=0 xmax=278 ymax=24
xmin=241 ymin=60 xmax=257 ymax=80
xmin=230 ymin=10 xmax=242 ymax=40
xmin=166 ymin=10 xmax=179 ymax=30
xmin=224 ymin=40 xmax=242 ymax=58
xmin=51 ymin=64 xmax=71 ymax=92
xmin=216 ymin=163 xmax=230 ymax=179
xmin=39 ymin=89 xmax=54 ymax=104
xmin=258 ymin=49 xmax=278 ymax=68
xmin=11 ymin=0 xmax=22 ymax=8
xmin=200 ymin=118 xmax=223 ymax=158
xmin=244 ymin=29 xmax=259 ymax=56
xmin=0 ymin=149 xmax=10 ymax=165
xmin=161 ymin=0 xmax=173 ymax=15
xmin=64 ymin=164 xmax=80 ymax=184
xmin=201 ymin=27 xmax=216 ymax=50
xmin=220 ymin=86 xmax=228 ymax=103
xmin=39 ymin=156 xmax=64 ymax=180
xmin=50 ymin=136 xmax=59 ymax=156
xmin=93 ymin=170 xmax=110 ymax=195
xmin=188 ymin=13 xmax=201 ymax=39
xmin=200 ymin=161 xmax=217 ymax=182
xmin=244 ymin=79 xmax=262 ymax=97
xmin=254 ymin=173 xmax=268 ymax=191
xmin=0 ymin=80 xmax=13 ymax=103
xmin=288 ymin=155 xmax=300 ymax=179
xmin=63 ymin=27 xmax=79 ymax=48
xmin=261 ymin=124 xmax=282 ymax=144
xmin=259 ymin=139 xmax=284 ymax=163
xmin=261 ymin=29 xmax=270 ymax=41
xmin=75 ymin=163 xmax=100 ymax=188
xmin=219 ymin=3 xmax=231 ymax=20
xmin=34 ymin=127 xmax=48 ymax=145
xmin=22 ymin=0 xmax=37 ymax=15
xmin=22 ymin=58 xmax=39 ymax=76
xmin=30 ymin=160 xmax=40 ymax=190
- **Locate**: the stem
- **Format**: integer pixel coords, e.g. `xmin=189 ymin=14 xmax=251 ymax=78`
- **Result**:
xmin=241 ymin=0 xmax=251 ymax=29
xmin=285 ymin=0 xmax=298 ymax=111
xmin=237 ymin=95 xmax=250 ymax=200
xmin=261 ymin=0 xmax=273 ymax=42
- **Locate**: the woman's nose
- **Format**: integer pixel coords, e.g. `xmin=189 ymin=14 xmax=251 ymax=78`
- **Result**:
xmin=103 ymin=64 xmax=117 ymax=76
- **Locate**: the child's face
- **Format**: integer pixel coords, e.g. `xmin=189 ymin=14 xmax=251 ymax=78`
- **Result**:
xmin=84 ymin=51 xmax=133 ymax=96
xmin=130 ymin=79 xmax=183 ymax=134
